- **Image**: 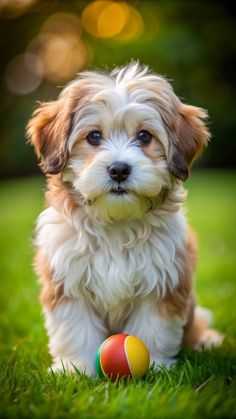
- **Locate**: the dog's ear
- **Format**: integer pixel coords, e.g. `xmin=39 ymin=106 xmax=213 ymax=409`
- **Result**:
xmin=26 ymin=93 xmax=75 ymax=174
xmin=169 ymin=104 xmax=210 ymax=181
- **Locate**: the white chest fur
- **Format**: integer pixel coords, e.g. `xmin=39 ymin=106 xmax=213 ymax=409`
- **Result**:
xmin=36 ymin=206 xmax=188 ymax=317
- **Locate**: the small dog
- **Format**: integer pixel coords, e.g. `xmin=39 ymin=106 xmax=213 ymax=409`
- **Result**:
xmin=27 ymin=63 xmax=223 ymax=374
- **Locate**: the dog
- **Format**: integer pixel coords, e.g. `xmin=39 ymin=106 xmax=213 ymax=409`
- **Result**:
xmin=27 ymin=62 xmax=223 ymax=374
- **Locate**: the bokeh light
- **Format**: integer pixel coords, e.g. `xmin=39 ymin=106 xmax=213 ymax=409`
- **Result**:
xmin=40 ymin=12 xmax=82 ymax=38
xmin=114 ymin=7 xmax=144 ymax=42
xmin=81 ymin=1 xmax=144 ymax=41
xmin=5 ymin=53 xmax=42 ymax=94
xmin=0 ymin=0 xmax=38 ymax=19
xmin=25 ymin=12 xmax=90 ymax=83
xmin=97 ymin=2 xmax=129 ymax=38
xmin=38 ymin=34 xmax=88 ymax=82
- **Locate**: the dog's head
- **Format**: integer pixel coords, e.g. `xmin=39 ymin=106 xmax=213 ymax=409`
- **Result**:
xmin=27 ymin=63 xmax=210 ymax=222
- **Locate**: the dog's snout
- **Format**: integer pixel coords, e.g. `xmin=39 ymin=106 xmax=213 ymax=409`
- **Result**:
xmin=108 ymin=162 xmax=131 ymax=182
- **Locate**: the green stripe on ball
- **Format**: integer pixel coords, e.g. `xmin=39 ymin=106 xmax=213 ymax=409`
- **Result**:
xmin=95 ymin=341 xmax=105 ymax=378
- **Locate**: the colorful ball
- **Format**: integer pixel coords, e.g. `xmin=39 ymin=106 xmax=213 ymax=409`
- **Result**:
xmin=95 ymin=334 xmax=150 ymax=381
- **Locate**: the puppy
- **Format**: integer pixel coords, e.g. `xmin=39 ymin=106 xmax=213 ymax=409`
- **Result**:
xmin=27 ymin=63 xmax=223 ymax=374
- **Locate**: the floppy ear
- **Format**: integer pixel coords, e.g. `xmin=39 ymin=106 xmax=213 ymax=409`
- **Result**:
xmin=26 ymin=93 xmax=75 ymax=174
xmin=169 ymin=104 xmax=211 ymax=181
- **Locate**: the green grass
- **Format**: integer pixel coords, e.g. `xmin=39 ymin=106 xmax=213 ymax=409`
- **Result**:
xmin=0 ymin=171 xmax=236 ymax=419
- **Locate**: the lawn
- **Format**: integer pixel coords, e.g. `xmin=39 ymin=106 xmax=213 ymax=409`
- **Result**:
xmin=0 ymin=171 xmax=235 ymax=419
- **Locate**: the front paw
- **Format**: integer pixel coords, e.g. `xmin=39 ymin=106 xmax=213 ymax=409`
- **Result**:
xmin=150 ymin=356 xmax=177 ymax=370
xmin=49 ymin=358 xmax=95 ymax=377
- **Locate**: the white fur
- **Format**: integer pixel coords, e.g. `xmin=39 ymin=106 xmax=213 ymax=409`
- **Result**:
xmin=36 ymin=206 xmax=188 ymax=310
xmin=37 ymin=202 xmax=188 ymax=373
xmin=124 ymin=294 xmax=185 ymax=368
xmin=44 ymin=298 xmax=107 ymax=374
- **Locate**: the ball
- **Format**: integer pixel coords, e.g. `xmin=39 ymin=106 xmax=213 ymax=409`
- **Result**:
xmin=95 ymin=333 xmax=150 ymax=381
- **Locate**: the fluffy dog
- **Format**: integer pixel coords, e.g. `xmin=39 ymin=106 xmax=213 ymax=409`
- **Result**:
xmin=27 ymin=62 xmax=223 ymax=374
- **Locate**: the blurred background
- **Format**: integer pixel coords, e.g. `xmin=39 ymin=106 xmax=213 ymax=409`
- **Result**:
xmin=0 ymin=0 xmax=236 ymax=178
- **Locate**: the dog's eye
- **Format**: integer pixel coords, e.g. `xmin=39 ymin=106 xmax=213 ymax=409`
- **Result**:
xmin=86 ymin=130 xmax=102 ymax=146
xmin=137 ymin=130 xmax=152 ymax=145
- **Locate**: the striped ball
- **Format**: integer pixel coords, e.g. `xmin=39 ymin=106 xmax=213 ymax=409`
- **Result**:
xmin=95 ymin=334 xmax=150 ymax=381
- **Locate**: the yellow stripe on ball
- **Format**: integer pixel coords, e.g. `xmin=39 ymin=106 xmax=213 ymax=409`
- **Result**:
xmin=124 ymin=335 xmax=150 ymax=378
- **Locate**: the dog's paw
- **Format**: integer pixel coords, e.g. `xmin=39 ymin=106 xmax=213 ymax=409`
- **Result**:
xmin=193 ymin=329 xmax=224 ymax=351
xmin=49 ymin=358 xmax=95 ymax=376
xmin=150 ymin=356 xmax=177 ymax=370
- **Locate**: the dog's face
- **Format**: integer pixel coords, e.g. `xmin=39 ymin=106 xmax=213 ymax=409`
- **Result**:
xmin=27 ymin=63 xmax=210 ymax=222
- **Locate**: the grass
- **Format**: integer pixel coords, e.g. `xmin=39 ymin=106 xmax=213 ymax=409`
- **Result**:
xmin=0 ymin=171 xmax=236 ymax=419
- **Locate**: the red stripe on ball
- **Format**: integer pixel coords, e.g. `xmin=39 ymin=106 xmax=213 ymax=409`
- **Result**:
xmin=100 ymin=334 xmax=131 ymax=381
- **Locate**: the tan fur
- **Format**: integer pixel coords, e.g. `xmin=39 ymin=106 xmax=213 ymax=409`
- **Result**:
xmin=71 ymin=140 xmax=102 ymax=167
xmin=142 ymin=139 xmax=166 ymax=163
xmin=26 ymin=84 xmax=85 ymax=174
xmin=45 ymin=176 xmax=79 ymax=214
xmin=183 ymin=310 xmax=224 ymax=349
xmin=34 ymin=250 xmax=66 ymax=310
xmin=177 ymin=104 xmax=210 ymax=165
xmin=157 ymin=228 xmax=198 ymax=321
xmin=26 ymin=100 xmax=67 ymax=174
xmin=169 ymin=104 xmax=211 ymax=180
xmin=34 ymin=181 xmax=77 ymax=310
xmin=183 ymin=311 xmax=209 ymax=347
xmin=157 ymin=226 xmax=222 ymax=349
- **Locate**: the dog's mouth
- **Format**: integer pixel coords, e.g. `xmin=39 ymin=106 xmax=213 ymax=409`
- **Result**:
xmin=110 ymin=186 xmax=128 ymax=196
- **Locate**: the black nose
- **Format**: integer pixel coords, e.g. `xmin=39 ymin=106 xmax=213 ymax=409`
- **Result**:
xmin=108 ymin=161 xmax=131 ymax=182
